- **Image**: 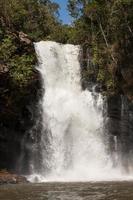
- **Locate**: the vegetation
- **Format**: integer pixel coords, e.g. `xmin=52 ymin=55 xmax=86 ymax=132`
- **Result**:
xmin=0 ymin=0 xmax=133 ymax=93
xmin=68 ymin=0 xmax=133 ymax=97
xmin=0 ymin=0 xmax=68 ymax=86
xmin=0 ymin=0 xmax=60 ymax=39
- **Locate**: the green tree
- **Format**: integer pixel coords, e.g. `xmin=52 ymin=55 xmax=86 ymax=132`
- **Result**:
xmin=0 ymin=0 xmax=62 ymax=86
xmin=68 ymin=0 xmax=133 ymax=96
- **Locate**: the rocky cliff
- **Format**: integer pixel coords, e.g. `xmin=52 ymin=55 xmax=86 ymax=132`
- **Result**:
xmin=0 ymin=32 xmax=42 ymax=173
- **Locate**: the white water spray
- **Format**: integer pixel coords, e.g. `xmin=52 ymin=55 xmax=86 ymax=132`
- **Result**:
xmin=28 ymin=41 xmax=133 ymax=182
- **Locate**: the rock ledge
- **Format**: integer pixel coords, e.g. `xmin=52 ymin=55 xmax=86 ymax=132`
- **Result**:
xmin=0 ymin=170 xmax=28 ymax=185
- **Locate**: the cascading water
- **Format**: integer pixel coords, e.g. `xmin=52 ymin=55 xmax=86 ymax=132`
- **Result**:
xmin=28 ymin=41 xmax=133 ymax=182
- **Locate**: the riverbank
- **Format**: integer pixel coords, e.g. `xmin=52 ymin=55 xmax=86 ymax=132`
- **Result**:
xmin=0 ymin=170 xmax=28 ymax=185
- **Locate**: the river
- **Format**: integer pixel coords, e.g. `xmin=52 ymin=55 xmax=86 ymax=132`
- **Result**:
xmin=0 ymin=182 xmax=133 ymax=200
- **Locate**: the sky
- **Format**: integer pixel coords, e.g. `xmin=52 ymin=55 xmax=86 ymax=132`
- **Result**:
xmin=52 ymin=0 xmax=72 ymax=24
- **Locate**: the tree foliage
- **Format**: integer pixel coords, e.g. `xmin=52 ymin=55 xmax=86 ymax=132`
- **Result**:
xmin=0 ymin=0 xmax=133 ymax=96
xmin=0 ymin=0 xmax=61 ymax=40
xmin=0 ymin=0 xmax=67 ymax=86
xmin=68 ymin=0 xmax=133 ymax=95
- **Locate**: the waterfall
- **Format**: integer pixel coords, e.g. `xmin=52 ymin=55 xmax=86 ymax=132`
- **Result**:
xmin=28 ymin=41 xmax=133 ymax=182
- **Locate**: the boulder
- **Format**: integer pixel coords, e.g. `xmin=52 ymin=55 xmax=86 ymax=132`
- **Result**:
xmin=0 ymin=64 xmax=9 ymax=74
xmin=19 ymin=32 xmax=32 ymax=44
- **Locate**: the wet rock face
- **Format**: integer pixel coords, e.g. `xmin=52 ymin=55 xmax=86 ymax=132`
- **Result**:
xmin=106 ymin=94 xmax=133 ymax=168
xmin=107 ymin=95 xmax=122 ymax=136
xmin=0 ymin=69 xmax=42 ymax=173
